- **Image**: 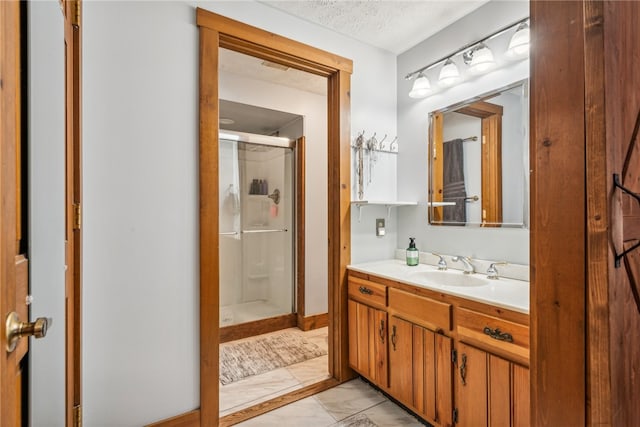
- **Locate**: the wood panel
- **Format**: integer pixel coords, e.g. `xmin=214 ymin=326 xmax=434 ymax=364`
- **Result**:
xmin=455 ymin=343 xmax=487 ymax=427
xmin=412 ymin=326 xmax=426 ymax=416
xmin=481 ymin=114 xmax=502 ymax=225
xmin=530 ymin=1 xmax=586 ymax=425
xmin=488 ymin=355 xmax=510 ymax=427
xmin=373 ymin=309 xmax=388 ymax=387
xmin=388 ymin=287 xmax=451 ymax=331
xmin=348 ymin=300 xmax=358 ymax=370
xmin=435 ymin=334 xmax=453 ymax=427
xmin=298 ymin=313 xmax=328 ymax=332
xmin=388 ymin=316 xmax=413 ymax=405
xmin=512 ymin=363 xmax=530 ymax=427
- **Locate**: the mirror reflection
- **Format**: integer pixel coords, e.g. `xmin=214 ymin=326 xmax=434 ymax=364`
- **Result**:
xmin=429 ymin=80 xmax=529 ymax=227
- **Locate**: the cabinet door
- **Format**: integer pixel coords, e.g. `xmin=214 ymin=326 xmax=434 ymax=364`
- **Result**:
xmin=456 ymin=343 xmax=488 ymax=427
xmin=348 ymin=299 xmax=388 ymax=387
xmin=389 ymin=316 xmax=414 ymax=404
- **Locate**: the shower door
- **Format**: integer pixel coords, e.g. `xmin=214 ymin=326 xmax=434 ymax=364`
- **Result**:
xmin=219 ymin=131 xmax=296 ymax=328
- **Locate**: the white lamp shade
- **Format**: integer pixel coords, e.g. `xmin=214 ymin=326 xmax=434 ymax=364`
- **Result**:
xmin=438 ymin=59 xmax=461 ymax=87
xmin=468 ymin=44 xmax=495 ymax=75
xmin=409 ymin=75 xmax=432 ymax=98
xmin=507 ymin=23 xmax=530 ymax=59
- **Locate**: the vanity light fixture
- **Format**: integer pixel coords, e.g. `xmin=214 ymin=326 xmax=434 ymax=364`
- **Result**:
xmin=464 ymin=43 xmax=495 ymax=75
xmin=506 ymin=22 xmax=530 ymax=59
xmin=438 ymin=58 xmax=462 ymax=87
xmin=405 ymin=16 xmax=529 ymax=99
xmin=409 ymin=73 xmax=432 ymax=98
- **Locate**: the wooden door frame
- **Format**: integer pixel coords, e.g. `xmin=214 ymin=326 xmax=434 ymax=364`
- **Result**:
xmin=1 ymin=1 xmax=23 ymax=424
xmin=196 ymin=9 xmax=353 ymax=426
xmin=61 ymin=1 xmax=83 ymax=425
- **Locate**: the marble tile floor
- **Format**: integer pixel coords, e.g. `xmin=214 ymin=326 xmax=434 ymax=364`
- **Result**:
xmin=235 ymin=378 xmax=427 ymax=427
xmin=220 ymin=327 xmax=331 ymax=417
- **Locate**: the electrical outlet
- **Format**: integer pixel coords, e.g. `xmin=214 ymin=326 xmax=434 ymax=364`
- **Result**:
xmin=376 ymin=218 xmax=386 ymax=236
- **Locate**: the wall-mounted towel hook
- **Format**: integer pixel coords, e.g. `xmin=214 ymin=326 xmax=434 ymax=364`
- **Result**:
xmin=379 ymin=134 xmax=388 ymax=150
xmin=389 ymin=136 xmax=398 ymax=152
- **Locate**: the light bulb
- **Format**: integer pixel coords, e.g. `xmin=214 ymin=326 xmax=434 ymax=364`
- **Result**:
xmin=468 ymin=44 xmax=495 ymax=75
xmin=409 ymin=74 xmax=432 ymax=98
xmin=507 ymin=22 xmax=530 ymax=59
xmin=438 ymin=58 xmax=461 ymax=87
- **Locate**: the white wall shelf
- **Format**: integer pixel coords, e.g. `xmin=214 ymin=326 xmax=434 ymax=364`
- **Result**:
xmin=351 ymin=200 xmax=418 ymax=222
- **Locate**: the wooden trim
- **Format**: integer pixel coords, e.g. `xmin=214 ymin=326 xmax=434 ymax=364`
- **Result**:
xmin=199 ymin=26 xmax=220 ymax=424
xmin=146 ymin=410 xmax=201 ymax=427
xmin=219 ymin=314 xmax=297 ymax=344
xmin=327 ymin=69 xmax=355 ymax=382
xmin=431 ymin=113 xmax=444 ymax=222
xmin=62 ymin=1 xmax=83 ymax=425
xmin=198 ymin=9 xmax=352 ymax=425
xmin=296 ymin=136 xmax=306 ymax=326
xmin=196 ymin=9 xmax=352 ymax=75
xmin=530 ymin=1 xmax=586 ymax=425
xmin=481 ymin=113 xmax=503 ymax=225
xmin=219 ymin=378 xmax=339 ymax=426
xmin=298 ymin=313 xmax=329 ymax=332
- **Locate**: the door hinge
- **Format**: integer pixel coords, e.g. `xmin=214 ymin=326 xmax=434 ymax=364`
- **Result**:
xmin=73 ymin=404 xmax=82 ymax=427
xmin=453 ymin=408 xmax=458 ymax=424
xmin=71 ymin=0 xmax=81 ymax=27
xmin=73 ymin=203 xmax=82 ymax=230
xmin=451 ymin=349 xmax=457 ymax=364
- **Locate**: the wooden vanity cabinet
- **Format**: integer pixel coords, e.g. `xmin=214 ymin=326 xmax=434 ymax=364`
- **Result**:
xmin=455 ymin=342 xmax=530 ymax=427
xmin=347 ymin=269 xmax=529 ymax=427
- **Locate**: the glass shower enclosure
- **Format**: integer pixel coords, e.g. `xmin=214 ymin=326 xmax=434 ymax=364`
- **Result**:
xmin=219 ymin=131 xmax=296 ymax=327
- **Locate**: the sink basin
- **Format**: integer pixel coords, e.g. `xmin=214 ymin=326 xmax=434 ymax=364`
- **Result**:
xmin=408 ymin=270 xmax=489 ymax=287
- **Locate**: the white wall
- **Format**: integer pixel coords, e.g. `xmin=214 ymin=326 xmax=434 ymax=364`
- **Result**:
xmin=82 ymin=1 xmax=397 ymax=425
xmin=29 ymin=1 xmax=66 ymax=424
xmin=396 ymin=0 xmax=530 ymax=264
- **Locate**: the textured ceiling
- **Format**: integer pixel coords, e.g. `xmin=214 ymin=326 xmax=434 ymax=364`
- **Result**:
xmin=261 ymin=0 xmax=489 ymax=54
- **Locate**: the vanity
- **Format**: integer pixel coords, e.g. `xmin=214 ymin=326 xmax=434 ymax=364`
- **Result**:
xmin=347 ymin=259 xmax=529 ymax=427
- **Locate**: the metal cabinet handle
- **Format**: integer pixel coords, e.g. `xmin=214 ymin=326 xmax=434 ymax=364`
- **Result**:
xmin=483 ymin=326 xmax=514 ymax=343
xmin=460 ymin=353 xmax=467 ymax=386
xmin=358 ymin=286 xmax=373 ymax=295
xmin=379 ymin=319 xmax=385 ymax=343
xmin=391 ymin=325 xmax=397 ymax=351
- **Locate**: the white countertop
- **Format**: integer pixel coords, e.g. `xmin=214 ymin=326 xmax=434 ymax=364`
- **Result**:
xmin=348 ymin=259 xmax=530 ymax=314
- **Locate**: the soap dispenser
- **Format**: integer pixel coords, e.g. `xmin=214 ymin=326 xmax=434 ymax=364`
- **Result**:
xmin=406 ymin=237 xmax=419 ymax=266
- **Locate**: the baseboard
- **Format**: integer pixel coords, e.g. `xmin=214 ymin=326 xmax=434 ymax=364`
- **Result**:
xmin=145 ymin=409 xmax=200 ymax=427
xmin=220 ymin=313 xmax=297 ymax=343
xmin=298 ymin=312 xmax=329 ymax=331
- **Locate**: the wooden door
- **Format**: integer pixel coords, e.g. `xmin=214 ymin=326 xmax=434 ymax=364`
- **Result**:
xmin=455 ymin=343 xmax=488 ymax=427
xmin=511 ymin=364 xmax=530 ymax=427
xmin=388 ymin=316 xmax=413 ymax=405
xmin=435 ymin=333 xmax=453 ymax=427
xmin=1 ymin=2 xmax=28 ymax=423
xmin=348 ymin=300 xmax=387 ymax=387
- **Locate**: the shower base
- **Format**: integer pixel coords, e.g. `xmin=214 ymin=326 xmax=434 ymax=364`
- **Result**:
xmin=220 ymin=300 xmax=290 ymax=327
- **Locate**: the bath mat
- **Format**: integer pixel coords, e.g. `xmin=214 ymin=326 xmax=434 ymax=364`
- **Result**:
xmin=219 ymin=331 xmax=327 ymax=385
xmin=336 ymin=414 xmax=379 ymax=427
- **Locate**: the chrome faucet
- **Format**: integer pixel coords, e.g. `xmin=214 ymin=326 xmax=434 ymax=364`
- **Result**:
xmin=486 ymin=262 xmax=508 ymax=280
xmin=452 ymin=256 xmax=475 ymax=274
xmin=431 ymin=253 xmax=448 ymax=270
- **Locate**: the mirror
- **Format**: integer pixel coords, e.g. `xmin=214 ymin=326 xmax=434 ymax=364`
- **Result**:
xmin=428 ymin=80 xmax=529 ymax=227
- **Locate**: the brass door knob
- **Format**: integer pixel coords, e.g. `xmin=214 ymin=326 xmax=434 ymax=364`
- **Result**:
xmin=5 ymin=311 xmax=51 ymax=353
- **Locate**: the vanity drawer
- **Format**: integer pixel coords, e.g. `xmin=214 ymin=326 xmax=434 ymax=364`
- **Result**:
xmin=348 ymin=276 xmax=387 ymax=308
xmin=388 ymin=288 xmax=452 ymax=332
xmin=457 ymin=307 xmax=529 ymax=362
